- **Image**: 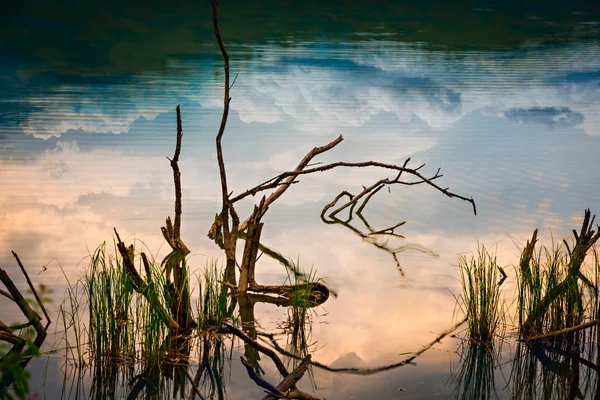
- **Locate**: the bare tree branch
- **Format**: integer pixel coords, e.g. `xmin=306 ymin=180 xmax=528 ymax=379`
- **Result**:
xmin=235 ymin=135 xmax=345 ymax=232
xmin=170 ymin=105 xmax=184 ymax=240
xmin=231 ymin=143 xmax=476 ymax=228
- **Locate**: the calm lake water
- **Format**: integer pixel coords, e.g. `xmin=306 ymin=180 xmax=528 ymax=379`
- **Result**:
xmin=1 ymin=0 xmax=600 ymax=398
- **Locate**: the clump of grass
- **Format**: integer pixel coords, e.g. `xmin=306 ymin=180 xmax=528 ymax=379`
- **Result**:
xmin=456 ymin=245 xmax=504 ymax=346
xmin=515 ymin=231 xmax=590 ymax=339
xmin=195 ymin=260 xmax=234 ymax=329
xmin=86 ymin=240 xmax=170 ymax=369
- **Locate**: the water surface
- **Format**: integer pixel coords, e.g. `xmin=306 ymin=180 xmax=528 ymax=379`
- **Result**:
xmin=1 ymin=1 xmax=600 ymax=398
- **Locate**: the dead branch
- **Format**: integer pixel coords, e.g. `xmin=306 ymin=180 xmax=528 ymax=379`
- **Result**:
xmin=0 ymin=254 xmax=49 ymax=385
xmin=523 ymin=319 xmax=598 ymax=342
xmin=264 ymin=317 xmax=466 ymax=375
xmin=263 ymin=356 xmax=313 ymax=399
xmin=221 ymin=323 xmax=289 ymax=378
xmin=161 ymin=105 xmax=190 ymax=255
xmin=234 ymin=134 xmax=345 ymax=233
xmin=12 ymin=251 xmax=51 ymax=328
xmin=238 ymin=206 xmax=264 ymax=292
xmin=208 ymin=1 xmax=474 ymax=298
xmin=171 ymin=105 xmax=184 ymax=239
xmin=321 ymin=212 xmax=437 ymax=276
xmin=325 ymin=158 xmax=414 ymax=218
xmin=356 ymin=182 xmax=385 ymax=214
xmin=0 ymin=267 xmax=44 ymax=338
xmin=263 ymin=356 xmax=323 ymax=400
xmin=239 ymin=343 xmax=321 ymax=399
xmin=241 ymin=356 xmax=286 ymax=397
xmin=232 ymin=149 xmax=476 ymax=226
xmin=0 ymin=289 xmax=13 ymax=301
xmin=182 ymin=367 xmax=207 ymax=400
xmin=210 ymin=0 xmax=241 ymax=290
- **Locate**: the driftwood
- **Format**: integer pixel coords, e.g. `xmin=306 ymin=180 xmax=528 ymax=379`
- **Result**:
xmin=222 ymin=324 xmax=322 ymax=400
xmin=208 ymin=0 xmax=476 ymax=297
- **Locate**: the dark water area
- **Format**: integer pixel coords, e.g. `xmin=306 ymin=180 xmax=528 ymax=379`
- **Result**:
xmin=1 ymin=0 xmax=600 ymax=399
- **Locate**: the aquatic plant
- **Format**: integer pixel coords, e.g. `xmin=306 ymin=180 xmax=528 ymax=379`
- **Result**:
xmin=516 ymin=210 xmax=600 ymax=340
xmin=456 ymin=245 xmax=504 ymax=346
xmin=510 ymin=338 xmax=598 ymax=400
xmin=86 ymin=241 xmax=170 ymax=368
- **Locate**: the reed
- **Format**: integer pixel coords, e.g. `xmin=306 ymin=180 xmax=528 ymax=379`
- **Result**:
xmin=85 ymin=240 xmax=170 ymax=368
xmin=515 ymin=235 xmax=589 ymax=339
xmin=456 ymin=245 xmax=504 ymax=346
xmin=195 ymin=260 xmax=234 ymax=329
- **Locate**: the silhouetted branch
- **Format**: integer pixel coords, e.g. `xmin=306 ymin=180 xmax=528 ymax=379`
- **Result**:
xmin=523 ymin=319 xmax=598 ymax=342
xmin=264 ymin=317 xmax=466 ymax=375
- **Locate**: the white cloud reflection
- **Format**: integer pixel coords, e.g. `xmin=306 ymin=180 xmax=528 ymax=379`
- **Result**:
xmin=13 ymin=41 xmax=600 ymax=139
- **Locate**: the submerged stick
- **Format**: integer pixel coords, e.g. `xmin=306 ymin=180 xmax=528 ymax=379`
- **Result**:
xmin=523 ymin=319 xmax=598 ymax=342
xmin=222 ymin=323 xmax=289 ymax=378
xmin=263 ymin=356 xmax=314 ymax=400
xmin=12 ymin=251 xmax=51 ymax=327
xmin=265 ymin=317 xmax=467 ymax=375
xmin=240 ymin=356 xmax=285 ymax=397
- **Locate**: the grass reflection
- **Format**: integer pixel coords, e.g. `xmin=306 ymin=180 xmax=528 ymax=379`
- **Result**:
xmin=452 ymin=343 xmax=500 ymax=400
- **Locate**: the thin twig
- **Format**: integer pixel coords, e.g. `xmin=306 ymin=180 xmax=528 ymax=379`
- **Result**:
xmin=183 ymin=367 xmax=207 ymax=400
xmin=233 ymin=156 xmax=476 ymax=219
xmin=369 ymin=221 xmax=406 ymax=235
xmin=12 ymin=252 xmax=51 ymax=327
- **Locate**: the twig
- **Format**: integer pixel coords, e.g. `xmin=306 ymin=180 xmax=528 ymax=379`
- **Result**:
xmin=356 ymin=183 xmax=385 ymax=214
xmin=0 ymin=289 xmax=14 ymax=301
xmin=233 ymin=156 xmax=476 ymax=221
xmin=263 ymin=356 xmax=316 ymax=400
xmin=12 ymin=251 xmax=51 ymax=327
xmin=369 ymin=221 xmax=406 ymax=235
xmin=183 ymin=367 xmax=207 ymax=400
xmin=0 ymin=267 xmax=44 ymax=336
